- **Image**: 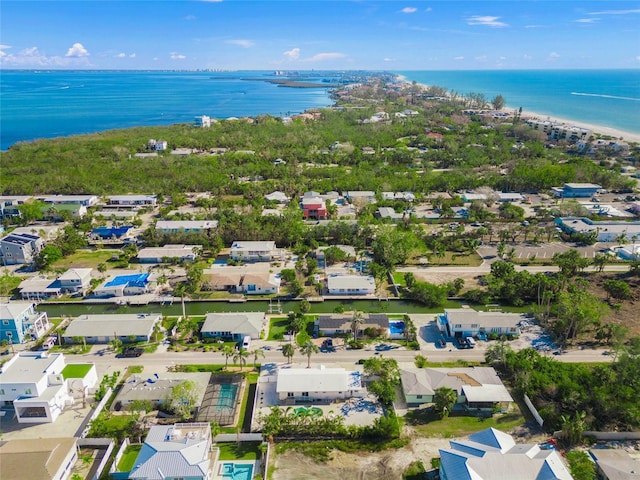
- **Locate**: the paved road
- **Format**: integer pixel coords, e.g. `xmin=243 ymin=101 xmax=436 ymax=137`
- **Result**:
xmin=76 ymin=340 xmax=613 ymax=378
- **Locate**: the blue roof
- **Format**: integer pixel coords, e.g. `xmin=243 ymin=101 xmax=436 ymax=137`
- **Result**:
xmin=91 ymin=226 xmax=133 ymax=238
xmin=104 ymin=273 xmax=149 ymax=288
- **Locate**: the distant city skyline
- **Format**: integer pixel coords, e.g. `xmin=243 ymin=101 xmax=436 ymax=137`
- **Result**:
xmin=1 ymin=1 xmax=639 ymax=70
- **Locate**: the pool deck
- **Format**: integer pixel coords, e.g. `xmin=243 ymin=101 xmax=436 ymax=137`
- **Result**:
xmin=252 ymin=362 xmax=383 ymax=431
xmin=212 ymin=460 xmax=257 ymax=480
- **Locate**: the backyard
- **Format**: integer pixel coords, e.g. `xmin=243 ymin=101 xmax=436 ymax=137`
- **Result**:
xmin=51 ymin=249 xmax=118 ymax=269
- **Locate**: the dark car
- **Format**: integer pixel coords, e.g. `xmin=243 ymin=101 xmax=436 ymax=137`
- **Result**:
xmin=436 ymin=338 xmax=446 ymax=348
xmin=122 ymin=346 xmax=144 ymax=357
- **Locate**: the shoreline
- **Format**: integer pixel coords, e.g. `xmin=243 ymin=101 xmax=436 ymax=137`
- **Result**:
xmin=398 ymin=75 xmax=640 ymax=144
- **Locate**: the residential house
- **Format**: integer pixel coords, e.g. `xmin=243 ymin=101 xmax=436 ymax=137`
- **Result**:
xmin=137 ymin=244 xmax=200 ymax=263
xmin=326 ymin=274 xmax=376 ymax=295
xmin=439 ymin=427 xmax=572 ymax=480
xmin=239 ymin=273 xmax=281 ymax=295
xmin=201 ymin=312 xmax=266 ymax=341
xmin=0 ymin=352 xmax=97 ymax=423
xmin=127 ymin=423 xmax=213 ymax=480
xmin=0 ymin=437 xmax=79 ymax=480
xmin=301 ymin=196 xmax=328 ymax=220
xmin=400 ymin=367 xmax=513 ymax=412
xmin=112 ymin=372 xmax=211 ymax=412
xmin=317 ymin=313 xmax=389 ymax=337
xmin=148 ymin=139 xmax=167 ymax=151
xmin=436 ymin=308 xmax=523 ymax=338
xmin=0 ymin=232 xmax=45 ymax=265
xmin=108 ymin=195 xmax=157 ymax=206
xmin=276 ymin=365 xmax=366 ymax=404
xmin=552 ymin=182 xmax=602 ymax=198
xmin=229 ymin=240 xmax=279 ymax=262
xmin=264 ymin=191 xmax=290 ymax=203
xmin=155 ymin=220 xmax=218 ymax=234
xmin=58 ymin=268 xmax=93 ymax=295
xmin=90 ymin=225 xmax=133 ymax=240
xmin=36 ymin=195 xmax=98 ymax=207
xmin=526 ymin=118 xmax=591 ymax=142
xmin=0 ymin=302 xmax=50 ymax=344
xmin=377 ymin=206 xmax=405 ymax=221
xmin=498 ymin=192 xmax=524 ymax=202
xmin=19 ymin=268 xmax=92 ymax=301
xmin=202 ymin=271 xmax=244 ymax=292
xmin=62 ymin=313 xmax=161 ymax=344
xmin=0 ymin=195 xmax=32 ymax=221
xmin=92 ymin=273 xmax=152 ymax=298
xmin=19 ymin=276 xmax=62 ymax=301
xmin=555 ymin=217 xmax=640 ymax=242
xmin=589 ymin=449 xmax=640 ymax=480
xmin=195 ymin=115 xmax=212 ymax=127
xmin=345 ymin=191 xmax=376 ymax=204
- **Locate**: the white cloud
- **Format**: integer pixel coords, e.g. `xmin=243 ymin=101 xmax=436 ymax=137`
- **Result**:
xmin=283 ymin=48 xmax=300 ymax=60
xmin=475 ymin=55 xmax=488 ymax=62
xmin=225 ymin=39 xmax=254 ymax=48
xmin=523 ymin=54 xmax=532 ymax=60
xmin=467 ymin=15 xmax=508 ymax=28
xmin=115 ymin=52 xmax=126 ymax=58
xmin=575 ymin=18 xmax=599 ymax=23
xmin=499 ymin=56 xmax=507 ymax=60
xmin=1 ymin=45 xmax=90 ymax=67
xmin=547 ymin=52 xmax=560 ymax=61
xmin=170 ymin=52 xmax=186 ymax=60
xmin=184 ymin=14 xmax=197 ymax=20
xmin=454 ymin=56 xmax=464 ymax=60
xmin=425 ymin=7 xmax=432 ymax=12
xmin=588 ymin=9 xmax=640 ymax=15
xmin=65 ymin=42 xmax=89 ymax=57
xmin=304 ymin=52 xmax=346 ymax=62
xmin=0 ymin=45 xmax=10 ymax=57
xmin=401 ymin=7 xmax=417 ymax=14
xmin=383 ymin=57 xmax=395 ymax=62
xmin=129 ymin=53 xmax=136 ymax=58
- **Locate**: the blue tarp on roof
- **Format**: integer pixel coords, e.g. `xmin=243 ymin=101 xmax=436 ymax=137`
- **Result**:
xmin=104 ymin=273 xmax=149 ymax=288
xmin=91 ymin=226 xmax=133 ymax=238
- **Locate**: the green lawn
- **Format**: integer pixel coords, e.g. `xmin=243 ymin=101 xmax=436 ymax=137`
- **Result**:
xmin=61 ymin=363 xmax=93 ymax=379
xmin=267 ymin=317 xmax=289 ymax=341
xmin=52 ymin=249 xmax=118 ymax=269
xmin=117 ymin=444 xmax=142 ymax=472
xmin=424 ymin=252 xmax=483 ymax=267
xmin=406 ymin=411 xmax=525 ymax=438
xmin=216 ymin=441 xmax=261 ymax=460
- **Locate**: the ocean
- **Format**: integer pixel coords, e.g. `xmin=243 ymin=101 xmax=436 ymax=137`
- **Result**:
xmin=0 ymin=70 xmax=335 ymax=151
xmin=1 ymin=69 xmax=639 ymax=151
xmin=397 ymin=69 xmax=640 ymax=136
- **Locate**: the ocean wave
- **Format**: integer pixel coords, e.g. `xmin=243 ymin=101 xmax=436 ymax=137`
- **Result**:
xmin=571 ymin=92 xmax=640 ymax=102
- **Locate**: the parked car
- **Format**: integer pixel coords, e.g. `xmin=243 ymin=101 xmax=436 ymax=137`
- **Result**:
xmin=436 ymin=338 xmax=446 ymax=348
xmin=122 ymin=346 xmax=144 ymax=357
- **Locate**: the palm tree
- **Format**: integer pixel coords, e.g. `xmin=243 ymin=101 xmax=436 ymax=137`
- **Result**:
xmin=251 ymin=348 xmax=265 ymax=368
xmin=233 ymin=348 xmax=249 ymax=371
xmin=282 ymin=343 xmax=295 ymax=364
xmin=351 ymin=311 xmax=364 ymax=341
xmin=434 ymin=387 xmax=457 ymax=418
xmin=222 ymin=345 xmax=235 ymax=370
xmin=300 ymin=341 xmax=319 ymax=368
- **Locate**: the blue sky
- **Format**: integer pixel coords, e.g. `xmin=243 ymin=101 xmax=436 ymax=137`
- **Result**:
xmin=1 ymin=1 xmax=638 ymax=70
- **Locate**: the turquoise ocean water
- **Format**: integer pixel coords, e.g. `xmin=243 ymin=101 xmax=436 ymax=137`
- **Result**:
xmin=397 ymin=69 xmax=640 ymax=136
xmin=1 ymin=69 xmax=639 ymax=151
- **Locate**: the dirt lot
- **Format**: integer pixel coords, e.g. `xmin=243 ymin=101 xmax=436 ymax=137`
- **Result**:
xmin=271 ymin=426 xmax=546 ymax=480
xmin=587 ymin=272 xmax=640 ymax=337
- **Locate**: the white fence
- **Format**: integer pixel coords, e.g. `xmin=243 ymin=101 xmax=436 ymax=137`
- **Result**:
xmin=523 ymin=394 xmax=544 ymax=427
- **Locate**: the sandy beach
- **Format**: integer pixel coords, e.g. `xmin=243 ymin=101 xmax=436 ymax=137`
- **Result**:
xmin=400 ymin=76 xmax=640 ymax=144
xmin=513 ymin=107 xmax=640 ymax=144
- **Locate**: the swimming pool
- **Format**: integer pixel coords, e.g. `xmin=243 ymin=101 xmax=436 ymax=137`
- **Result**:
xmin=389 ymin=321 xmax=405 ymax=339
xmin=216 ymin=383 xmax=239 ymax=412
xmin=220 ymin=462 xmax=253 ymax=480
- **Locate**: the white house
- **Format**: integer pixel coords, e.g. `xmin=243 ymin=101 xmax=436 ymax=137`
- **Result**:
xmin=229 ymin=241 xmax=279 ymax=262
xmin=128 ymin=423 xmax=213 ymax=480
xmin=327 ymin=274 xmax=376 ymax=295
xmin=439 ymin=427 xmax=572 ymax=480
xmin=555 ymin=217 xmax=640 ymax=242
xmin=108 ymin=195 xmax=157 ymax=206
xmin=239 ymin=273 xmax=281 ymax=295
xmin=58 ymin=268 xmax=93 ymax=294
xmin=265 ymin=191 xmax=290 ymax=203
xmin=201 ymin=312 xmax=266 ymax=341
xmin=63 ymin=313 xmax=162 ymax=344
xmin=92 ymin=273 xmax=152 ymax=298
xmin=0 ymin=352 xmax=97 ymax=423
xmin=436 ymin=309 xmax=523 ymax=338
xmin=155 ymin=220 xmax=218 ymax=234
xmin=276 ymin=365 xmax=366 ymax=404
xmin=137 ymin=244 xmax=200 ymax=263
